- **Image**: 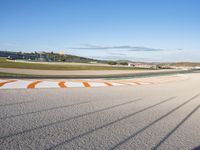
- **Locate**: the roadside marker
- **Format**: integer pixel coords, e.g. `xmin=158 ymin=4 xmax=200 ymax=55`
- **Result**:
xmin=0 ymin=80 xmax=16 ymax=87
xmin=27 ymin=81 xmax=42 ymax=89
xmin=58 ymin=81 xmax=67 ymax=88
xmin=82 ymin=82 xmax=91 ymax=87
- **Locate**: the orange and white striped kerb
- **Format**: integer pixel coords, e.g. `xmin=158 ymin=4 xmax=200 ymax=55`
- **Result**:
xmin=0 ymin=74 xmax=188 ymax=89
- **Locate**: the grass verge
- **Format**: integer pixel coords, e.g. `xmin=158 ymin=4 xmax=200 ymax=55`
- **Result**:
xmin=0 ymin=72 xmax=133 ymax=79
xmin=0 ymin=57 xmax=142 ymax=70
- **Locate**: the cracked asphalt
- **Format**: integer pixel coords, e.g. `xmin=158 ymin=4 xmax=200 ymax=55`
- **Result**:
xmin=0 ymin=73 xmax=200 ymax=150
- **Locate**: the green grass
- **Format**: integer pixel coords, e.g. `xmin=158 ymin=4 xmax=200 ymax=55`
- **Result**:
xmin=0 ymin=72 xmax=106 ymax=78
xmin=0 ymin=72 xmax=135 ymax=78
xmin=0 ymin=57 xmax=148 ymax=70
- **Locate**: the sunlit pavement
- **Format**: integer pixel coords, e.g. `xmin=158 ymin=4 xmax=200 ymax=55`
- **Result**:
xmin=0 ymin=73 xmax=200 ymax=150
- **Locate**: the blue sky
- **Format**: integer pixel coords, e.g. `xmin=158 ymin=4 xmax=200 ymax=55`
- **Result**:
xmin=0 ymin=0 xmax=200 ymax=62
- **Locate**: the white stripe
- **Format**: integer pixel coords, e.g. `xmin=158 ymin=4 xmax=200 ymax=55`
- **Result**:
xmin=109 ymin=82 xmax=125 ymax=86
xmin=65 ymin=82 xmax=84 ymax=87
xmin=175 ymin=74 xmax=187 ymax=78
xmin=35 ymin=81 xmax=59 ymax=88
xmin=0 ymin=80 xmax=32 ymax=89
xmin=88 ymin=82 xmax=107 ymax=87
xmin=126 ymin=82 xmax=139 ymax=85
xmin=0 ymin=79 xmax=6 ymax=83
xmin=138 ymin=82 xmax=151 ymax=85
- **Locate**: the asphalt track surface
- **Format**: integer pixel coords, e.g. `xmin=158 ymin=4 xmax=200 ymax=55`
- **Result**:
xmin=0 ymin=73 xmax=200 ymax=150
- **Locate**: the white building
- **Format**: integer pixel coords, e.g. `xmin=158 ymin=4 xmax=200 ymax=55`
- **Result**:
xmin=128 ymin=63 xmax=158 ymax=69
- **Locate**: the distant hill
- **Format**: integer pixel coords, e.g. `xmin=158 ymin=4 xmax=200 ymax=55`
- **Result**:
xmin=167 ymin=62 xmax=200 ymax=67
xmin=1 ymin=51 xmax=198 ymax=67
xmin=0 ymin=51 xmax=107 ymax=63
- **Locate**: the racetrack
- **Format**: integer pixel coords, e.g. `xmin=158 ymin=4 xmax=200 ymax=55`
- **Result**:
xmin=0 ymin=73 xmax=200 ymax=150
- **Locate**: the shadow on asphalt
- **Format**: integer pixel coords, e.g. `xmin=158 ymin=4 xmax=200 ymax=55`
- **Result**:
xmin=109 ymin=94 xmax=200 ymax=150
xmin=0 ymin=100 xmax=34 ymax=107
xmin=153 ymin=102 xmax=200 ymax=149
xmin=193 ymin=146 xmax=200 ymax=150
xmin=0 ymin=100 xmax=91 ymax=120
xmin=0 ymin=98 xmax=142 ymax=140
xmin=48 ymin=97 xmax=176 ymax=150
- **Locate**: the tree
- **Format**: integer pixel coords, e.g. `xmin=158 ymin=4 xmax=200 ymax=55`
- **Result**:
xmin=119 ymin=62 xmax=128 ymax=65
xmin=107 ymin=61 xmax=117 ymax=65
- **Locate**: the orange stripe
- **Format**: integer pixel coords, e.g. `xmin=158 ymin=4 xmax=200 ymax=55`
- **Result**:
xmin=113 ymin=81 xmax=132 ymax=85
xmin=138 ymin=81 xmax=154 ymax=84
xmin=82 ymin=82 xmax=91 ymax=87
xmin=27 ymin=81 xmax=41 ymax=89
xmin=131 ymin=81 xmax=141 ymax=85
xmin=104 ymin=82 xmax=113 ymax=86
xmin=146 ymin=81 xmax=154 ymax=84
xmin=58 ymin=81 xmax=67 ymax=88
xmin=0 ymin=80 xmax=16 ymax=87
